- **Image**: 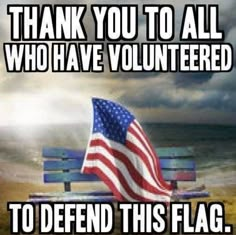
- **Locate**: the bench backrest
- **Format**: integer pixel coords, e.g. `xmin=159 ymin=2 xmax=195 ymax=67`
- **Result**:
xmin=43 ymin=146 xmax=195 ymax=191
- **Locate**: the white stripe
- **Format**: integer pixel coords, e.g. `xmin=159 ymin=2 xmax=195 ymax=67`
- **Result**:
xmin=89 ymin=134 xmax=158 ymax=188
xmin=126 ymin=131 xmax=168 ymax=191
xmin=86 ymin=133 xmax=171 ymax=195
xmin=84 ymin=159 xmax=170 ymax=202
xmin=129 ymin=122 xmax=164 ymax=181
xmin=130 ymin=120 xmax=172 ymax=190
xmin=87 ymin=145 xmax=171 ymax=200
xmin=127 ymin=131 xmax=156 ymax=175
xmin=84 ymin=159 xmax=134 ymax=201
xmin=133 ymin=119 xmax=143 ymax=131
xmin=131 ymin=121 xmax=156 ymax=159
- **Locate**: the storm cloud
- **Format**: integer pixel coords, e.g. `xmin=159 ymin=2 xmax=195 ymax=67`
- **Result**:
xmin=0 ymin=0 xmax=235 ymax=125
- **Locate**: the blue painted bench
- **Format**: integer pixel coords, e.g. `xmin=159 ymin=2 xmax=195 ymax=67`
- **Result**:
xmin=29 ymin=146 xmax=209 ymax=203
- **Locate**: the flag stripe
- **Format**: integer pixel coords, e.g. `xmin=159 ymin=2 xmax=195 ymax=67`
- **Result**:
xmin=127 ymin=127 xmax=167 ymax=190
xmin=133 ymin=120 xmax=173 ymax=190
xmin=83 ymin=156 xmax=170 ymax=202
xmin=89 ymin=139 xmax=158 ymax=190
xmin=90 ymin=133 xmax=160 ymax=189
xmin=132 ymin=121 xmax=162 ymax=175
xmin=125 ymin=137 xmax=171 ymax=193
xmin=87 ymin=140 xmax=171 ymax=197
xmin=130 ymin=122 xmax=156 ymax=161
xmin=88 ymin=135 xmax=170 ymax=195
xmin=127 ymin=130 xmax=157 ymax=179
xmin=83 ymin=165 xmax=127 ymax=201
xmin=85 ymin=156 xmax=154 ymax=201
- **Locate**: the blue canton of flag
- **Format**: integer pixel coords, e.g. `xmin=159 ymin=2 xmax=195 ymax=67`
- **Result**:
xmin=93 ymin=98 xmax=134 ymax=144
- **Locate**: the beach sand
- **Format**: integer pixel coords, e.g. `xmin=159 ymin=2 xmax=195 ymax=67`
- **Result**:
xmin=0 ymin=162 xmax=236 ymax=235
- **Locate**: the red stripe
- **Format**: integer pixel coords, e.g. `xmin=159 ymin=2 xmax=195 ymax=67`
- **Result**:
xmin=139 ymin=128 xmax=172 ymax=190
xmin=128 ymin=125 xmax=167 ymax=189
xmin=83 ymin=166 xmax=126 ymax=201
xmin=128 ymin=124 xmax=160 ymax=182
xmin=132 ymin=121 xmax=159 ymax=165
xmin=85 ymin=152 xmax=163 ymax=201
xmin=91 ymin=137 xmax=157 ymax=189
xmin=84 ymin=165 xmax=170 ymax=205
xmin=131 ymin=122 xmax=162 ymax=176
xmin=88 ymin=139 xmax=169 ymax=196
xmin=129 ymin=124 xmax=155 ymax=161
xmin=133 ymin=121 xmax=172 ymax=191
xmin=132 ymin=120 xmax=144 ymax=134
xmin=125 ymin=139 xmax=163 ymax=187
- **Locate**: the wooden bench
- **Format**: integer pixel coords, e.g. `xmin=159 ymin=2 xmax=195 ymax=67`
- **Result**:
xmin=29 ymin=146 xmax=209 ymax=203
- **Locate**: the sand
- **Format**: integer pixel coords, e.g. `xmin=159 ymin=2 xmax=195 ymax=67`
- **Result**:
xmin=0 ymin=162 xmax=236 ymax=235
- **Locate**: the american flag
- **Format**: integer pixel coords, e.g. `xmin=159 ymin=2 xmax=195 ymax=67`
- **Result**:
xmin=81 ymin=98 xmax=173 ymax=202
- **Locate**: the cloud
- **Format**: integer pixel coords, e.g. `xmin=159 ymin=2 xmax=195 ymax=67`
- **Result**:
xmin=0 ymin=0 xmax=235 ymax=125
xmin=207 ymin=68 xmax=236 ymax=92
xmin=175 ymin=72 xmax=214 ymax=87
xmin=118 ymin=68 xmax=236 ymax=113
xmin=225 ymin=27 xmax=236 ymax=67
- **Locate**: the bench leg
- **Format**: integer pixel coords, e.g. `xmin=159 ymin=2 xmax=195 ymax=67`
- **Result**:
xmin=64 ymin=182 xmax=71 ymax=192
xmin=171 ymin=181 xmax=178 ymax=190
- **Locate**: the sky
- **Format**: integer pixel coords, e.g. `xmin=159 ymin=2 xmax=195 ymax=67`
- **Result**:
xmin=0 ymin=0 xmax=235 ymax=126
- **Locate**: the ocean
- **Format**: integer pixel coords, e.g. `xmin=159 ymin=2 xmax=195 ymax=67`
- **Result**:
xmin=0 ymin=123 xmax=235 ymax=187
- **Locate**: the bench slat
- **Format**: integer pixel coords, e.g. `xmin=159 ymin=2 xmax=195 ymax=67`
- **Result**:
xmin=44 ymin=159 xmax=195 ymax=171
xmin=162 ymin=170 xmax=196 ymax=181
xmin=156 ymin=147 xmax=193 ymax=158
xmin=160 ymin=159 xmax=195 ymax=170
xmin=43 ymin=147 xmax=85 ymax=159
xmin=29 ymin=191 xmax=113 ymax=198
xmin=44 ymin=170 xmax=195 ymax=183
xmin=44 ymin=172 xmax=100 ymax=183
xmin=43 ymin=146 xmax=196 ymax=183
xmin=43 ymin=146 xmax=193 ymax=159
xmin=29 ymin=195 xmax=116 ymax=203
xmin=44 ymin=160 xmax=83 ymax=171
xmin=174 ymin=191 xmax=210 ymax=199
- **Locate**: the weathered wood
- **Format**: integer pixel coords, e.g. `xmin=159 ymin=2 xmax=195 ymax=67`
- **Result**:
xmin=156 ymin=147 xmax=194 ymax=158
xmin=44 ymin=159 xmax=83 ymax=171
xmin=44 ymin=170 xmax=196 ymax=183
xmin=159 ymin=159 xmax=195 ymax=170
xmin=44 ymin=159 xmax=194 ymax=171
xmin=43 ymin=147 xmax=196 ymax=183
xmin=29 ymin=191 xmax=113 ymax=198
xmin=44 ymin=172 xmax=100 ymax=183
xmin=173 ymin=191 xmax=210 ymax=200
xmin=64 ymin=182 xmax=71 ymax=192
xmin=29 ymin=195 xmax=116 ymax=203
xmin=31 ymin=145 xmax=209 ymax=202
xmin=43 ymin=146 xmax=193 ymax=159
xmin=162 ymin=170 xmax=196 ymax=181
xmin=43 ymin=147 xmax=85 ymax=159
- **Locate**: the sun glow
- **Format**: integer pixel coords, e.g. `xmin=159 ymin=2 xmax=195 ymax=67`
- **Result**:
xmin=0 ymin=92 xmax=93 ymax=126
xmin=3 ymin=96 xmax=50 ymax=126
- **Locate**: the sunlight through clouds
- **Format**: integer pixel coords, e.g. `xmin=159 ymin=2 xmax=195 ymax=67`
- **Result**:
xmin=0 ymin=0 xmax=235 ymax=126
